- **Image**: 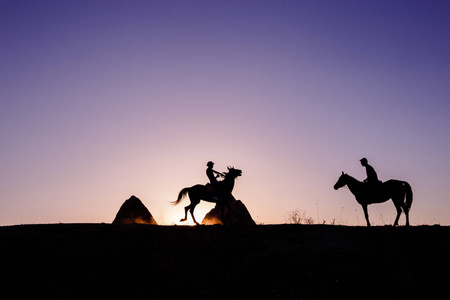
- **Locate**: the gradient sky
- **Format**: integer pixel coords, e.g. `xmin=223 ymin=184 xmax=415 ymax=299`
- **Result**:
xmin=1 ymin=0 xmax=449 ymax=226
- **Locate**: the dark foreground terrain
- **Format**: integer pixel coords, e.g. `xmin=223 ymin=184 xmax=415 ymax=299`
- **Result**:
xmin=1 ymin=224 xmax=448 ymax=299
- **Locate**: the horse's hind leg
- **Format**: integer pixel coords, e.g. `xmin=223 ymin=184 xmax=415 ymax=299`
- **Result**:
xmin=393 ymin=203 xmax=402 ymax=226
xmin=401 ymin=202 xmax=410 ymax=226
xmin=180 ymin=205 xmax=190 ymax=222
xmin=189 ymin=204 xmax=200 ymax=225
xmin=404 ymin=208 xmax=410 ymax=226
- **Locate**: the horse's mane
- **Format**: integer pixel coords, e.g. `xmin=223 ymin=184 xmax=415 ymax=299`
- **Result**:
xmin=343 ymin=173 xmax=362 ymax=184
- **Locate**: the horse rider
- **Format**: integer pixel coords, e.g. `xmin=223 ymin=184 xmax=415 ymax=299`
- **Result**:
xmin=360 ymin=158 xmax=381 ymax=187
xmin=206 ymin=161 xmax=224 ymax=201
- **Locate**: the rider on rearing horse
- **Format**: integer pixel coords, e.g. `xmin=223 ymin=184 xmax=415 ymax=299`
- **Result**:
xmin=206 ymin=161 xmax=224 ymax=201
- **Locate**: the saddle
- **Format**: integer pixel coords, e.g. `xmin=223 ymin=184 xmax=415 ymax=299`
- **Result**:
xmin=363 ymin=180 xmax=384 ymax=196
xmin=206 ymin=183 xmax=215 ymax=194
xmin=364 ymin=180 xmax=382 ymax=187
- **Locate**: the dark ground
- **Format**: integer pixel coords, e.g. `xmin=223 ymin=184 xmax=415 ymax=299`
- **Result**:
xmin=1 ymin=224 xmax=448 ymax=299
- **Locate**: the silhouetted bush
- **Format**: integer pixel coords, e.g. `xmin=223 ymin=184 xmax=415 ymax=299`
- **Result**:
xmin=285 ymin=209 xmax=314 ymax=225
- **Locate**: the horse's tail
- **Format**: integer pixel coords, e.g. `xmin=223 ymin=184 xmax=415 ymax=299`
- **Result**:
xmin=171 ymin=187 xmax=190 ymax=205
xmin=403 ymin=181 xmax=413 ymax=210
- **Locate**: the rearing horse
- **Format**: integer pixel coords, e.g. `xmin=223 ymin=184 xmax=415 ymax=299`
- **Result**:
xmin=334 ymin=172 xmax=413 ymax=226
xmin=172 ymin=167 xmax=242 ymax=225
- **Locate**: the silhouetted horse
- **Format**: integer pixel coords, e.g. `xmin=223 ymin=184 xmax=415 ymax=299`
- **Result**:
xmin=172 ymin=167 xmax=242 ymax=225
xmin=334 ymin=172 xmax=413 ymax=226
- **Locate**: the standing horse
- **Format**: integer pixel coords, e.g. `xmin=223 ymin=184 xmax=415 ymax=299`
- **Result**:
xmin=172 ymin=167 xmax=242 ymax=225
xmin=334 ymin=172 xmax=413 ymax=226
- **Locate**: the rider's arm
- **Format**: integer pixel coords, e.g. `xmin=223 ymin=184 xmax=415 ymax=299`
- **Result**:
xmin=212 ymin=170 xmax=224 ymax=177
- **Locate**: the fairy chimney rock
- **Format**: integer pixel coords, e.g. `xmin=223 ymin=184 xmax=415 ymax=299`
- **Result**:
xmin=202 ymin=195 xmax=255 ymax=225
xmin=113 ymin=195 xmax=158 ymax=225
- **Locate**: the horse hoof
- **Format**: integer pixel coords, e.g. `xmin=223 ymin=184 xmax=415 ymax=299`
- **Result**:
xmin=180 ymin=218 xmax=186 ymax=222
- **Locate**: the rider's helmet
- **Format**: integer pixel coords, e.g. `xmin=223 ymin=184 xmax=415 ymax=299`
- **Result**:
xmin=207 ymin=161 xmax=214 ymax=167
xmin=360 ymin=157 xmax=368 ymax=164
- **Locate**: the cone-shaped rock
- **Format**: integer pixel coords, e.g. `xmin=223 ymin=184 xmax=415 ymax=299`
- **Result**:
xmin=202 ymin=195 xmax=255 ymax=225
xmin=113 ymin=195 xmax=157 ymax=225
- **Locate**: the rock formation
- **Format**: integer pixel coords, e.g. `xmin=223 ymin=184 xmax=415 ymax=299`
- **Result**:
xmin=112 ymin=195 xmax=157 ymax=225
xmin=202 ymin=195 xmax=255 ymax=225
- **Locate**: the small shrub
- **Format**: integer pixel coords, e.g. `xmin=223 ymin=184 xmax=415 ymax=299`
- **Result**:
xmin=285 ymin=209 xmax=314 ymax=225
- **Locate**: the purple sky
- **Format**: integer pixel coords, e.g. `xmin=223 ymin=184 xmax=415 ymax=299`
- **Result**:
xmin=1 ymin=0 xmax=449 ymax=225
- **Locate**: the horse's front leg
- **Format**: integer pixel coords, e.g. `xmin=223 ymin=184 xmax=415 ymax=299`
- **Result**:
xmin=362 ymin=204 xmax=371 ymax=227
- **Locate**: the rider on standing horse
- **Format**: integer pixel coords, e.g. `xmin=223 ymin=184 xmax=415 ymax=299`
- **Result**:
xmin=206 ymin=161 xmax=224 ymax=201
xmin=360 ymin=158 xmax=381 ymax=188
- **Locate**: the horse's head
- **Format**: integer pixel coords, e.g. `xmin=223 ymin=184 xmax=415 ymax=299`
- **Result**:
xmin=225 ymin=166 xmax=242 ymax=179
xmin=334 ymin=172 xmax=348 ymax=190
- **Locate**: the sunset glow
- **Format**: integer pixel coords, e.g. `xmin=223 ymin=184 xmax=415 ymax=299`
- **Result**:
xmin=1 ymin=0 xmax=449 ymax=226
